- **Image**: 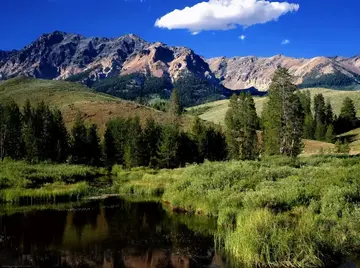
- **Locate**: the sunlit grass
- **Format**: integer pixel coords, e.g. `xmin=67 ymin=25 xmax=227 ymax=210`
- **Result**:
xmin=115 ymin=156 xmax=360 ymax=267
xmin=0 ymin=182 xmax=91 ymax=203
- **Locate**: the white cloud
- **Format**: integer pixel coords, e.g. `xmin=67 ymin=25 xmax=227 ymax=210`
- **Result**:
xmin=281 ymin=39 xmax=290 ymax=45
xmin=154 ymin=0 xmax=299 ymax=34
xmin=239 ymin=34 xmax=246 ymax=40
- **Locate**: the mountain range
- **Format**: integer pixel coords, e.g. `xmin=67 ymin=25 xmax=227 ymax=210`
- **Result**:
xmin=1 ymin=31 xmax=360 ymax=91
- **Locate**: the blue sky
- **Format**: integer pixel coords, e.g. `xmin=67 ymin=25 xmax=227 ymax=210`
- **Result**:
xmin=0 ymin=0 xmax=359 ymax=59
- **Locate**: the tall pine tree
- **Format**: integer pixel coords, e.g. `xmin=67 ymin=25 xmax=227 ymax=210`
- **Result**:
xmin=87 ymin=124 xmax=102 ymax=166
xmin=71 ymin=114 xmax=89 ymax=165
xmin=313 ymin=94 xmax=327 ymax=141
xmin=262 ymin=68 xmax=304 ymax=157
xmin=337 ymin=97 xmax=357 ymax=133
xmin=226 ymin=93 xmax=259 ymax=160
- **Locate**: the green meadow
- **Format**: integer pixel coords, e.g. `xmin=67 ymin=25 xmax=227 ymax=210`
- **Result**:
xmin=114 ymin=156 xmax=360 ymax=267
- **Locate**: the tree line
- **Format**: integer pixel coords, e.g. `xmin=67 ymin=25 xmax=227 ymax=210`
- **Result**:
xmin=0 ymin=90 xmax=227 ymax=168
xmin=0 ymin=68 xmax=358 ymax=167
xmin=225 ymin=68 xmax=359 ymax=160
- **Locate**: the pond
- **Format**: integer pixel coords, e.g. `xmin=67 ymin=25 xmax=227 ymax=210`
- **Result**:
xmin=0 ymin=197 xmax=358 ymax=268
xmin=0 ymin=197 xmax=225 ymax=268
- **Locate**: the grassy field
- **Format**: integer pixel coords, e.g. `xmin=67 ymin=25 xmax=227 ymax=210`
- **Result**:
xmin=114 ymin=156 xmax=360 ymax=267
xmin=0 ymin=160 xmax=105 ymax=203
xmin=188 ymin=88 xmax=360 ymax=126
xmin=0 ymin=77 xmax=191 ymax=133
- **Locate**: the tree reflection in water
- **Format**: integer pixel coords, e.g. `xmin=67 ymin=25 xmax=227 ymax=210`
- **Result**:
xmin=0 ymin=198 xmax=225 ymax=268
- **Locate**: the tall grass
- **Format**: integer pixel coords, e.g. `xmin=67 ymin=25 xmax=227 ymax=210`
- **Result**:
xmin=0 ymin=182 xmax=91 ymax=203
xmin=0 ymin=160 xmax=104 ymax=204
xmin=114 ymin=156 xmax=360 ymax=267
xmin=0 ymin=159 xmax=102 ymax=189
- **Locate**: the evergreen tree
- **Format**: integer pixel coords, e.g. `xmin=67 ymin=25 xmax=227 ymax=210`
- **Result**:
xmin=325 ymin=124 xmax=335 ymax=143
xmin=303 ymin=114 xmax=315 ymax=140
xmin=325 ymin=100 xmax=334 ymax=125
xmin=297 ymin=90 xmax=312 ymax=115
xmin=123 ymin=117 xmax=143 ymax=168
xmin=226 ymin=94 xmax=259 ymax=160
xmin=104 ymin=118 xmax=128 ymax=165
xmin=87 ymin=124 xmax=102 ymax=166
xmin=262 ymin=68 xmax=304 ymax=157
xmin=32 ymin=101 xmax=53 ymax=161
xmin=71 ymin=114 xmax=89 ymax=165
xmin=0 ymin=104 xmax=6 ymax=161
xmin=191 ymin=116 xmax=207 ymax=162
xmin=22 ymin=100 xmax=37 ymax=162
xmin=158 ymin=124 xmax=180 ymax=168
xmin=297 ymin=91 xmax=314 ymax=139
xmin=337 ymin=97 xmax=357 ymax=133
xmin=104 ymin=123 xmax=117 ymax=167
xmin=178 ymin=131 xmax=197 ymax=166
xmin=313 ymin=94 xmax=327 ymax=141
xmin=3 ymin=101 xmax=23 ymax=160
xmin=204 ymin=124 xmax=228 ymax=161
xmin=142 ymin=117 xmax=162 ymax=167
xmin=52 ymin=109 xmax=69 ymax=162
xmin=168 ymin=88 xmax=182 ymax=120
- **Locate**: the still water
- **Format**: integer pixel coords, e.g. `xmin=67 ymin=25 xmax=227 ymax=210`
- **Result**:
xmin=0 ymin=197 xmax=359 ymax=268
xmin=0 ymin=198 xmax=225 ymax=268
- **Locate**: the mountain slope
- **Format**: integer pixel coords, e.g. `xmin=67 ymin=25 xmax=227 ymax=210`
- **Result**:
xmin=207 ymin=55 xmax=360 ymax=91
xmin=0 ymin=30 xmax=360 ymax=92
xmin=0 ymin=77 xmax=190 ymax=133
xmin=0 ymin=31 xmax=214 ymax=83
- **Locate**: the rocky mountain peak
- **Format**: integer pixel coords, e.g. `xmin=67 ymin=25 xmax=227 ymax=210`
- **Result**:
xmin=0 ymin=31 xmax=360 ymax=91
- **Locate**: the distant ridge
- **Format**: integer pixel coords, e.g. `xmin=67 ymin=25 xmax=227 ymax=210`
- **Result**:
xmin=1 ymin=31 xmax=360 ymax=91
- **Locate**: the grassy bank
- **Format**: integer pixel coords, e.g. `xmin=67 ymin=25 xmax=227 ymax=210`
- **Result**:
xmin=114 ymin=156 xmax=360 ymax=267
xmin=0 ymin=160 xmax=104 ymax=203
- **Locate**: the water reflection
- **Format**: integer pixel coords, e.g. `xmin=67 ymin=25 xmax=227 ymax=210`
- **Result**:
xmin=0 ymin=198 xmax=225 ymax=268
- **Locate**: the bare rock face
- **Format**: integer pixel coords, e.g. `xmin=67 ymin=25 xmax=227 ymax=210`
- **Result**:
xmin=0 ymin=31 xmax=214 ymax=83
xmin=0 ymin=31 xmax=359 ymax=91
xmin=207 ymin=55 xmax=360 ymax=91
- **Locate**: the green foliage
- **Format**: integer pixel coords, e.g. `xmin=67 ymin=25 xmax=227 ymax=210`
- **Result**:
xmin=9 ymin=100 xmax=70 ymax=163
xmin=115 ymin=156 xmax=360 ymax=267
xmin=0 ymin=159 xmax=101 ymax=203
xmin=335 ymin=141 xmax=350 ymax=153
xmin=300 ymin=70 xmax=360 ymax=89
xmin=148 ymin=98 xmax=168 ymax=112
xmin=192 ymin=117 xmax=227 ymax=162
xmin=142 ymin=117 xmax=162 ymax=167
xmin=225 ymin=94 xmax=259 ymax=160
xmin=123 ymin=117 xmax=144 ymax=168
xmin=297 ymin=91 xmax=314 ymax=140
xmin=168 ymin=88 xmax=182 ymax=117
xmin=303 ymin=114 xmax=315 ymax=139
xmin=92 ymin=73 xmax=171 ymax=104
xmin=87 ymin=124 xmax=102 ymax=166
xmin=157 ymin=124 xmax=182 ymax=168
xmin=0 ymin=99 xmax=23 ymax=160
xmin=262 ymin=68 xmax=304 ymax=157
xmin=173 ymin=72 xmax=224 ymax=107
xmin=336 ymin=97 xmax=358 ymax=133
xmin=70 ymin=114 xmax=89 ymax=164
xmin=325 ymin=124 xmax=335 ymax=143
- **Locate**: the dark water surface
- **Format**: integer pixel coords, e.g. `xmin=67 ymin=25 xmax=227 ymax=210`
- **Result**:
xmin=0 ymin=198 xmax=225 ymax=268
xmin=0 ymin=197 xmax=358 ymax=268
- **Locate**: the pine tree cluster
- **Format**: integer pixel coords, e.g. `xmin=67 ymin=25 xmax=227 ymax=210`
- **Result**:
xmin=0 ymin=98 xmax=227 ymax=168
